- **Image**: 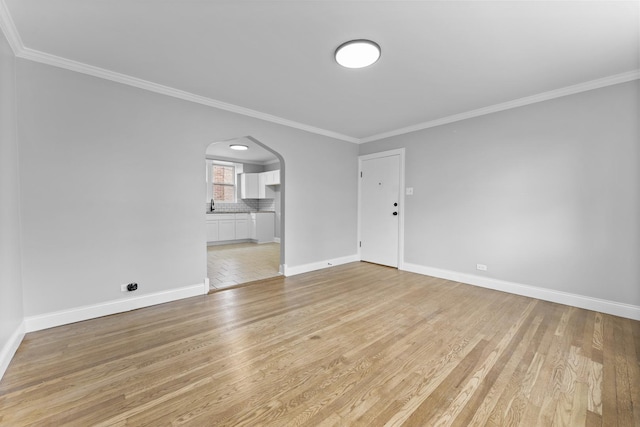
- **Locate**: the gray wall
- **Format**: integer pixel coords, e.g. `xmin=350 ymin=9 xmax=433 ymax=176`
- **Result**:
xmin=17 ymin=59 xmax=358 ymax=317
xmin=263 ymin=162 xmax=279 ymax=172
xmin=360 ymin=81 xmax=639 ymax=306
xmin=242 ymin=163 xmax=265 ymax=174
xmin=0 ymin=31 xmax=24 ymax=359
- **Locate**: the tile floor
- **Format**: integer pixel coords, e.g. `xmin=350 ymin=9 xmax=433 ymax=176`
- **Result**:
xmin=207 ymin=242 xmax=281 ymax=290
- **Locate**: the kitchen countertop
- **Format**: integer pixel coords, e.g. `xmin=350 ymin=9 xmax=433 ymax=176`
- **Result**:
xmin=206 ymin=211 xmax=275 ymax=214
xmin=207 ymin=211 xmax=251 ymax=214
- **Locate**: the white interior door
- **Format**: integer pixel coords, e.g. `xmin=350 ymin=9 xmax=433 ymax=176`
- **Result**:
xmin=360 ymin=154 xmax=401 ymax=267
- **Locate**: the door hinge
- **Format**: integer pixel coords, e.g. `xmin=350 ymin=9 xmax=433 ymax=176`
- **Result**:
xmin=360 ymin=171 xmax=362 ymax=178
xmin=359 ymin=241 xmax=362 ymax=247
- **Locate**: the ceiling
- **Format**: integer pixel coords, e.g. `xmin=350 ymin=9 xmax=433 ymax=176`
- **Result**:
xmin=206 ymin=137 xmax=278 ymax=164
xmin=2 ymin=1 xmax=638 ymax=143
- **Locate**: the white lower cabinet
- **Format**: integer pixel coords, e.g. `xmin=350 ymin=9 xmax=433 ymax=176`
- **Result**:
xmin=206 ymin=213 xmax=254 ymax=244
xmin=251 ymin=212 xmax=275 ymax=243
xmin=218 ymin=220 xmax=235 ymax=241
xmin=206 ymin=221 xmax=219 ymax=242
xmin=250 ymin=216 xmax=257 ymax=240
xmin=235 ymin=214 xmax=250 ymax=239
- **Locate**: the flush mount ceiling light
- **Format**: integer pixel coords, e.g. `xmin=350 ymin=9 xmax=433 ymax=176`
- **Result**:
xmin=229 ymin=144 xmax=249 ymax=151
xmin=335 ymin=39 xmax=381 ymax=69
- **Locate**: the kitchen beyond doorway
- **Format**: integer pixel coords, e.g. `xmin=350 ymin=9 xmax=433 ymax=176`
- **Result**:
xmin=207 ymin=242 xmax=280 ymax=290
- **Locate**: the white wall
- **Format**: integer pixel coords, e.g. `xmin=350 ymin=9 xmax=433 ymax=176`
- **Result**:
xmin=360 ymin=81 xmax=640 ymax=308
xmin=16 ymin=59 xmax=359 ymax=320
xmin=0 ymin=30 xmax=25 ymax=378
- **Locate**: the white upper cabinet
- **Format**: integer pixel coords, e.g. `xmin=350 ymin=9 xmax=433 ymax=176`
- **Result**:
xmin=258 ymin=172 xmax=267 ymax=199
xmin=264 ymin=170 xmax=280 ymax=186
xmin=241 ymin=170 xmax=279 ymax=199
xmin=240 ymin=173 xmax=259 ymax=199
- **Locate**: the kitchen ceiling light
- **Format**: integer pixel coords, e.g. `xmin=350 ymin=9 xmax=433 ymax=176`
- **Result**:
xmin=229 ymin=144 xmax=249 ymax=151
xmin=335 ymin=40 xmax=381 ymax=69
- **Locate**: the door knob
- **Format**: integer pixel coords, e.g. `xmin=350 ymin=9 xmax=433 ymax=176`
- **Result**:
xmin=393 ymin=212 xmax=398 ymax=216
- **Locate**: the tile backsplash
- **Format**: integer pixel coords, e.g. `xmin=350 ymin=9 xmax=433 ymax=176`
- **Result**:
xmin=258 ymin=199 xmax=276 ymax=211
xmin=207 ymin=200 xmax=257 ymax=212
xmin=206 ymin=199 xmax=275 ymax=212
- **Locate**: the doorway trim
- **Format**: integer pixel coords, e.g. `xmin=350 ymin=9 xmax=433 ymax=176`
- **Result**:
xmin=357 ymin=148 xmax=406 ymax=269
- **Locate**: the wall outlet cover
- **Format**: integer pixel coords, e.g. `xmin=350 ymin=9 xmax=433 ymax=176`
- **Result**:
xmin=121 ymin=283 xmax=139 ymax=292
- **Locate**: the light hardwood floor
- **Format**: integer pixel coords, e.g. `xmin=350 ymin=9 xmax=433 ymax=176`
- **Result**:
xmin=207 ymin=242 xmax=280 ymax=290
xmin=1 ymin=262 xmax=638 ymax=426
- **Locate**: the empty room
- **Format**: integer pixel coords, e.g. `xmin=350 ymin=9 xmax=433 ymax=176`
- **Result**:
xmin=0 ymin=1 xmax=638 ymax=426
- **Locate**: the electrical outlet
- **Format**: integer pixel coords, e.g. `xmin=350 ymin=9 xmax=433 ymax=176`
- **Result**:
xmin=476 ymin=264 xmax=488 ymax=271
xmin=406 ymin=187 xmax=414 ymax=196
xmin=121 ymin=283 xmax=138 ymax=292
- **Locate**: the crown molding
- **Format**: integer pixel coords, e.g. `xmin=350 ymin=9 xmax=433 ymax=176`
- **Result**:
xmin=0 ymin=0 xmax=357 ymax=144
xmin=205 ymin=155 xmax=278 ymax=166
xmin=15 ymin=47 xmax=360 ymax=144
xmin=1 ymin=2 xmax=637 ymax=146
xmin=0 ymin=0 xmax=22 ymax=54
xmin=0 ymin=0 xmax=359 ymax=144
xmin=359 ymin=69 xmax=640 ymax=143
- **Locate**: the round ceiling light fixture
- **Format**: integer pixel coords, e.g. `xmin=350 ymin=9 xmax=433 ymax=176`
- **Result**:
xmin=335 ymin=39 xmax=381 ymax=69
xmin=229 ymin=144 xmax=249 ymax=151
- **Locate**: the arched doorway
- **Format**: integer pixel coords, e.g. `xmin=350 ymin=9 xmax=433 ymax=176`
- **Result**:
xmin=204 ymin=136 xmax=284 ymax=290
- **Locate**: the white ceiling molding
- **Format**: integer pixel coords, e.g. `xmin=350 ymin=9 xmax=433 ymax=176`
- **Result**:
xmin=360 ymin=69 xmax=640 ymax=144
xmin=0 ymin=0 xmax=21 ymax=55
xmin=15 ymin=47 xmax=360 ymax=144
xmin=205 ymin=155 xmax=278 ymax=166
xmin=0 ymin=2 xmax=637 ymax=146
xmin=0 ymin=2 xmax=358 ymax=144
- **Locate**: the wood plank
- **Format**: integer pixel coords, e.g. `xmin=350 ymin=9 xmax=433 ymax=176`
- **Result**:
xmin=588 ymin=360 xmax=603 ymax=415
xmin=601 ymin=314 xmax=618 ymax=426
xmin=0 ymin=262 xmax=638 ymax=426
xmin=622 ymin=319 xmax=640 ymax=427
xmin=471 ymin=302 xmax=561 ymax=427
xmin=586 ymin=409 xmax=603 ymax=427
xmin=450 ymin=305 xmax=542 ymax=425
xmin=613 ymin=316 xmax=634 ymax=426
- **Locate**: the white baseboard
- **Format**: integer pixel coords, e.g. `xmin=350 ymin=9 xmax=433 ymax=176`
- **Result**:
xmin=283 ymin=254 xmax=360 ymax=277
xmin=402 ymin=263 xmax=640 ymax=321
xmin=0 ymin=320 xmax=25 ymax=381
xmin=25 ymin=282 xmax=208 ymax=332
xmin=273 ymin=237 xmax=281 ymax=243
xmin=207 ymin=239 xmax=252 ymax=246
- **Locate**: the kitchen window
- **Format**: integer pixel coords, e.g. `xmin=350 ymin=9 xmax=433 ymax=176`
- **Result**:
xmin=206 ymin=159 xmax=243 ymax=204
xmin=212 ymin=164 xmax=236 ymax=202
